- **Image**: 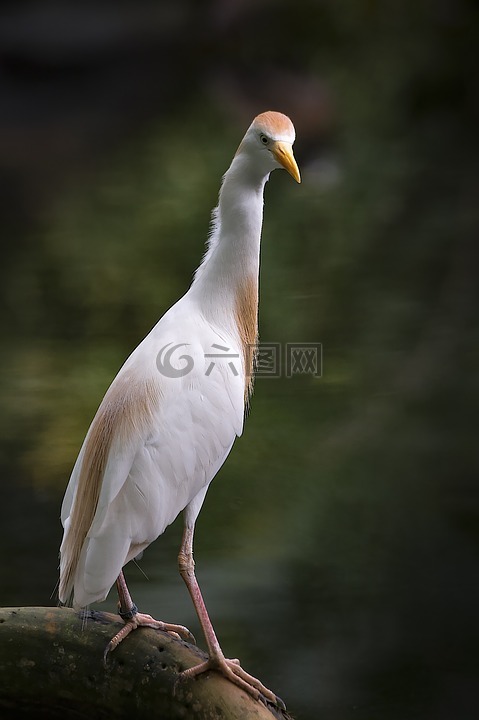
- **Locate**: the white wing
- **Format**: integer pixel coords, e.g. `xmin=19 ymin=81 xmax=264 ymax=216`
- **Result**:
xmin=59 ymin=295 xmax=245 ymax=608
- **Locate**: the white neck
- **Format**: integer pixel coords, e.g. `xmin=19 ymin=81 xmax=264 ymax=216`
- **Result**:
xmin=188 ymin=153 xmax=268 ymax=315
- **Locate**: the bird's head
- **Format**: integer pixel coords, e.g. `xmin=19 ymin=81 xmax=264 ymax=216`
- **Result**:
xmin=237 ymin=111 xmax=301 ymax=183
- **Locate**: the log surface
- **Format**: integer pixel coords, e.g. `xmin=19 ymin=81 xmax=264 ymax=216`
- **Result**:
xmin=0 ymin=606 xmax=293 ymax=720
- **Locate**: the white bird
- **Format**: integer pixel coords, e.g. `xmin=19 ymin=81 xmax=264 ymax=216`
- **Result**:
xmin=59 ymin=111 xmax=300 ymax=705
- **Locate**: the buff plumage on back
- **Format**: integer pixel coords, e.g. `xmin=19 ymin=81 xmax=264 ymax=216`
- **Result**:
xmin=234 ymin=275 xmax=258 ymax=405
xmin=59 ymin=374 xmax=160 ymax=604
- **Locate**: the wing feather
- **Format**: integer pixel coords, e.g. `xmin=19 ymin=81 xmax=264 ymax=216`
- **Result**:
xmin=59 ymin=300 xmax=246 ymax=608
xmin=59 ymin=372 xmax=161 ymax=604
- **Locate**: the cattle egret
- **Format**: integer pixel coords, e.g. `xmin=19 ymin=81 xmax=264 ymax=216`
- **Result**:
xmin=59 ymin=111 xmax=300 ymax=705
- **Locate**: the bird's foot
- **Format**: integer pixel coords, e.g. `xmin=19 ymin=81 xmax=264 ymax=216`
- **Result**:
xmin=104 ymin=611 xmax=196 ymax=665
xmin=178 ymin=653 xmax=286 ymax=710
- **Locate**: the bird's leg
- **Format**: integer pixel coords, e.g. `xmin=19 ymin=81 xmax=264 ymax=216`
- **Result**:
xmin=103 ymin=570 xmax=195 ymax=663
xmin=177 ymin=525 xmax=285 ymax=709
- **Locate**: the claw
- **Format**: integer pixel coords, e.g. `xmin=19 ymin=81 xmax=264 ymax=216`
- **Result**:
xmin=177 ymin=654 xmax=284 ymax=710
xmin=103 ymin=612 xmax=195 ymax=666
xmin=272 ymin=693 xmax=287 ymax=712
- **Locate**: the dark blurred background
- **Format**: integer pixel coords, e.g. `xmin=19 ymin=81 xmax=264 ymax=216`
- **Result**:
xmin=1 ymin=2 xmax=478 ymax=718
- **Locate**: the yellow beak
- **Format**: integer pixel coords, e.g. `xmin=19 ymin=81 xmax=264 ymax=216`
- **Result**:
xmin=271 ymin=141 xmax=301 ymax=183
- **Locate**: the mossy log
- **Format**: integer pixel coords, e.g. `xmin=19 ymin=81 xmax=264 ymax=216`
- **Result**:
xmin=0 ymin=606 xmax=293 ymax=720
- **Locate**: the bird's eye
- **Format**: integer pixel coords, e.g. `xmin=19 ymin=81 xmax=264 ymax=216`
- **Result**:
xmin=260 ymin=134 xmax=269 ymax=145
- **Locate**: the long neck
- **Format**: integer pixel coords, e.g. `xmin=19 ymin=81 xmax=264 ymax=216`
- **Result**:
xmin=189 ymin=153 xmax=268 ymax=394
xmin=191 ymin=154 xmax=267 ymax=295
